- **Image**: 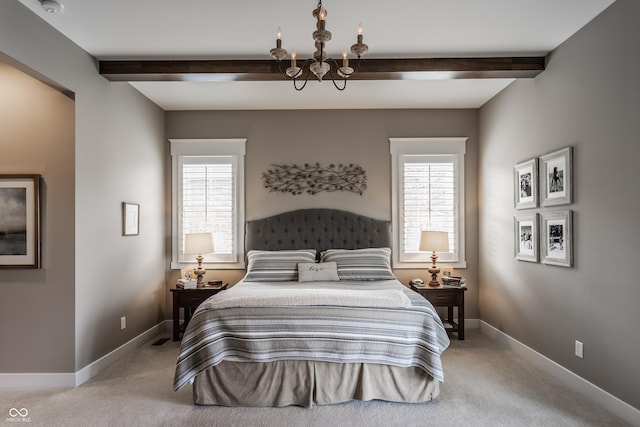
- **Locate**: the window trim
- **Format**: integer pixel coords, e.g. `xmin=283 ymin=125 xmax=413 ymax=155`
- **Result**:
xmin=170 ymin=138 xmax=246 ymax=270
xmin=390 ymin=137 xmax=467 ymax=269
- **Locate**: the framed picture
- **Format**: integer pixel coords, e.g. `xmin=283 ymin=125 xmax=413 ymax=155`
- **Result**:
xmin=122 ymin=202 xmax=140 ymax=236
xmin=514 ymin=213 xmax=538 ymax=262
xmin=540 ymin=146 xmax=572 ymax=206
xmin=0 ymin=174 xmax=41 ymax=269
xmin=514 ymin=158 xmax=538 ymax=209
xmin=541 ymin=210 xmax=573 ymax=267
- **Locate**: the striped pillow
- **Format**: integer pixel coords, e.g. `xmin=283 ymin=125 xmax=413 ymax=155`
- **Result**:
xmin=320 ymin=248 xmax=396 ymax=281
xmin=245 ymin=249 xmax=317 ymax=282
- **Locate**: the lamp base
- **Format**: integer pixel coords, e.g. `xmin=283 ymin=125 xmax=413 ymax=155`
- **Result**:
xmin=194 ymin=271 xmax=206 ymax=288
xmin=195 ymin=254 xmax=206 ymax=288
xmin=428 ymin=267 xmax=440 ymax=287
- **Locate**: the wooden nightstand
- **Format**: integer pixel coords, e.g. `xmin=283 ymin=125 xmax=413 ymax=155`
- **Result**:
xmin=410 ymin=284 xmax=467 ymax=340
xmin=170 ymin=285 xmax=227 ymax=341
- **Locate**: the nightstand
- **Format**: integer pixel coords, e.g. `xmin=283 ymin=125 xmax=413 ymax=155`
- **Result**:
xmin=410 ymin=284 xmax=467 ymax=340
xmin=170 ymin=285 xmax=227 ymax=341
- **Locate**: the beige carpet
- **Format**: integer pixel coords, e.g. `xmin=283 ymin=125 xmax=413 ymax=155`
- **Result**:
xmin=0 ymin=329 xmax=631 ymax=427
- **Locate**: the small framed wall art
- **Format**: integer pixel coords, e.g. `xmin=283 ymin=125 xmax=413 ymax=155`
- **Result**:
xmin=122 ymin=202 xmax=140 ymax=236
xmin=541 ymin=210 xmax=573 ymax=267
xmin=0 ymin=174 xmax=41 ymax=269
xmin=514 ymin=158 xmax=538 ymax=209
xmin=514 ymin=213 xmax=538 ymax=262
xmin=540 ymin=146 xmax=572 ymax=207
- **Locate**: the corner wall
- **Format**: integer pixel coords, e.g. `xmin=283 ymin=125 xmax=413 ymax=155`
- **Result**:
xmin=478 ymin=0 xmax=640 ymax=410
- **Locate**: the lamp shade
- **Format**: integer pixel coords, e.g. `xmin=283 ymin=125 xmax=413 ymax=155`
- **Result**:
xmin=184 ymin=232 xmax=214 ymax=255
xmin=419 ymin=231 xmax=449 ymax=253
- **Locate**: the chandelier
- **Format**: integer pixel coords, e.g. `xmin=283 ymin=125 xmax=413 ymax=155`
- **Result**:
xmin=269 ymin=0 xmax=369 ymax=91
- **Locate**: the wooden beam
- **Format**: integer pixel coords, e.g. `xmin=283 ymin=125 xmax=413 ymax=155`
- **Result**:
xmin=99 ymin=57 xmax=545 ymax=82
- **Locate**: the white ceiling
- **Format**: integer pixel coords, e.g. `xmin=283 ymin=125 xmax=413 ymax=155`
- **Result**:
xmin=16 ymin=0 xmax=615 ymax=110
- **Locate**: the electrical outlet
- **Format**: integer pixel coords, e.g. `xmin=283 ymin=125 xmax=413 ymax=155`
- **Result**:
xmin=575 ymin=340 xmax=583 ymax=359
xmin=120 ymin=316 xmax=126 ymax=330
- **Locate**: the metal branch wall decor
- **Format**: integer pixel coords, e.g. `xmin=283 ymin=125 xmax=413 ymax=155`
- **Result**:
xmin=262 ymin=163 xmax=367 ymax=195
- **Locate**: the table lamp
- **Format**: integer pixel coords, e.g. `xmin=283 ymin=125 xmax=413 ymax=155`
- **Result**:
xmin=419 ymin=231 xmax=449 ymax=287
xmin=184 ymin=232 xmax=214 ymax=287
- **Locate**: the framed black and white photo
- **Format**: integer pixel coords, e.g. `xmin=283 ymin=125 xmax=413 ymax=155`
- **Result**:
xmin=514 ymin=213 xmax=538 ymax=262
xmin=0 ymin=174 xmax=41 ymax=269
xmin=122 ymin=202 xmax=140 ymax=236
xmin=540 ymin=146 xmax=572 ymax=206
xmin=541 ymin=210 xmax=572 ymax=267
xmin=514 ymin=158 xmax=538 ymax=209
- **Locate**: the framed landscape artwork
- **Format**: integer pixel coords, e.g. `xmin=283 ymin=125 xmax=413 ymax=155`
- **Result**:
xmin=540 ymin=146 xmax=572 ymax=206
xmin=514 ymin=158 xmax=538 ymax=209
xmin=541 ymin=210 xmax=573 ymax=267
xmin=0 ymin=174 xmax=41 ymax=269
xmin=514 ymin=213 xmax=538 ymax=262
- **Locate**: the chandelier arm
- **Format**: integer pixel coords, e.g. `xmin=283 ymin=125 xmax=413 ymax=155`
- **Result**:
xmin=293 ymin=67 xmax=312 ymax=91
xmin=326 ymin=66 xmax=347 ymax=91
xmin=275 ymin=60 xmax=292 ymax=79
xmin=350 ymin=55 xmax=363 ymax=74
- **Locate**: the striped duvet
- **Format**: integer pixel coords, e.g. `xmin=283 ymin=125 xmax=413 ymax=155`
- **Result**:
xmin=174 ymin=279 xmax=450 ymax=391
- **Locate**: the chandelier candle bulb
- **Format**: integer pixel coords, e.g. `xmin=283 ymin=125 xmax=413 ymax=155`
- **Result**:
xmin=291 ymin=51 xmax=297 ymax=67
xmin=356 ymin=23 xmax=365 ymax=46
xmin=343 ymin=52 xmax=348 ymax=68
xmin=269 ymin=27 xmax=288 ymax=61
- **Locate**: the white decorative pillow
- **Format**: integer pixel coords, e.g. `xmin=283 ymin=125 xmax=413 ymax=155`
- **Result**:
xmin=245 ymin=249 xmax=317 ymax=282
xmin=320 ymin=248 xmax=396 ymax=281
xmin=298 ymin=262 xmax=340 ymax=282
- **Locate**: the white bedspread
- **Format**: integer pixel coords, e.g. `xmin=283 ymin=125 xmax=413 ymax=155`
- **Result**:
xmin=205 ymin=280 xmax=411 ymax=309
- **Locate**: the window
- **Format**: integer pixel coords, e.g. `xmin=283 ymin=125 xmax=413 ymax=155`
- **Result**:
xmin=390 ymin=137 xmax=466 ymax=268
xmin=170 ymin=139 xmax=246 ymax=269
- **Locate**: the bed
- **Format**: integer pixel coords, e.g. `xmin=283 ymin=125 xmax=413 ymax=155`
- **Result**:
xmin=174 ymin=209 xmax=450 ymax=407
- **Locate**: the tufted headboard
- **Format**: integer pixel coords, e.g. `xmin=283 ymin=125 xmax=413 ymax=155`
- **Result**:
xmin=246 ymin=209 xmax=391 ymax=254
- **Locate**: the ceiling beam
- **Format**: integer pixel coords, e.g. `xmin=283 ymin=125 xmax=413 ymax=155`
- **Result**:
xmin=99 ymin=57 xmax=545 ymax=82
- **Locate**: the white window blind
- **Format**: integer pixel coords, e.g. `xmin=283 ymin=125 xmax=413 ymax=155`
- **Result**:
xmin=403 ymin=156 xmax=456 ymax=256
xmin=180 ymin=157 xmax=233 ymax=260
xmin=170 ymin=139 xmax=246 ymax=269
xmin=390 ymin=138 xmax=466 ymax=268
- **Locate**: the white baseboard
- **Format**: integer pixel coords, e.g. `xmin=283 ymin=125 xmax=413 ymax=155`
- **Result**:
xmin=0 ymin=321 xmax=171 ymax=389
xmin=75 ymin=321 xmax=170 ymax=386
xmin=480 ymin=321 xmax=640 ymax=427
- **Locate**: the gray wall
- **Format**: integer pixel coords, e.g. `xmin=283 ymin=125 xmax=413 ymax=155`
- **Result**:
xmin=478 ymin=0 xmax=640 ymax=409
xmin=166 ymin=109 xmax=480 ymax=317
xmin=0 ymin=0 xmax=167 ymax=374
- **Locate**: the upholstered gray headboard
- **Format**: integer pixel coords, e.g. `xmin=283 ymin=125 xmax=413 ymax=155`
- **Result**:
xmin=246 ymin=209 xmax=391 ymax=254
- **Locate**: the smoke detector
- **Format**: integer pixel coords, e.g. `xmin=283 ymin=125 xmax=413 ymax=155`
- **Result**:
xmin=40 ymin=0 xmax=64 ymax=14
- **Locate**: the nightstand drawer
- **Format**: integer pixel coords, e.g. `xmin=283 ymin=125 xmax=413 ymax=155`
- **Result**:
xmin=421 ymin=289 xmax=459 ymax=306
xmin=177 ymin=293 xmax=211 ymax=308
